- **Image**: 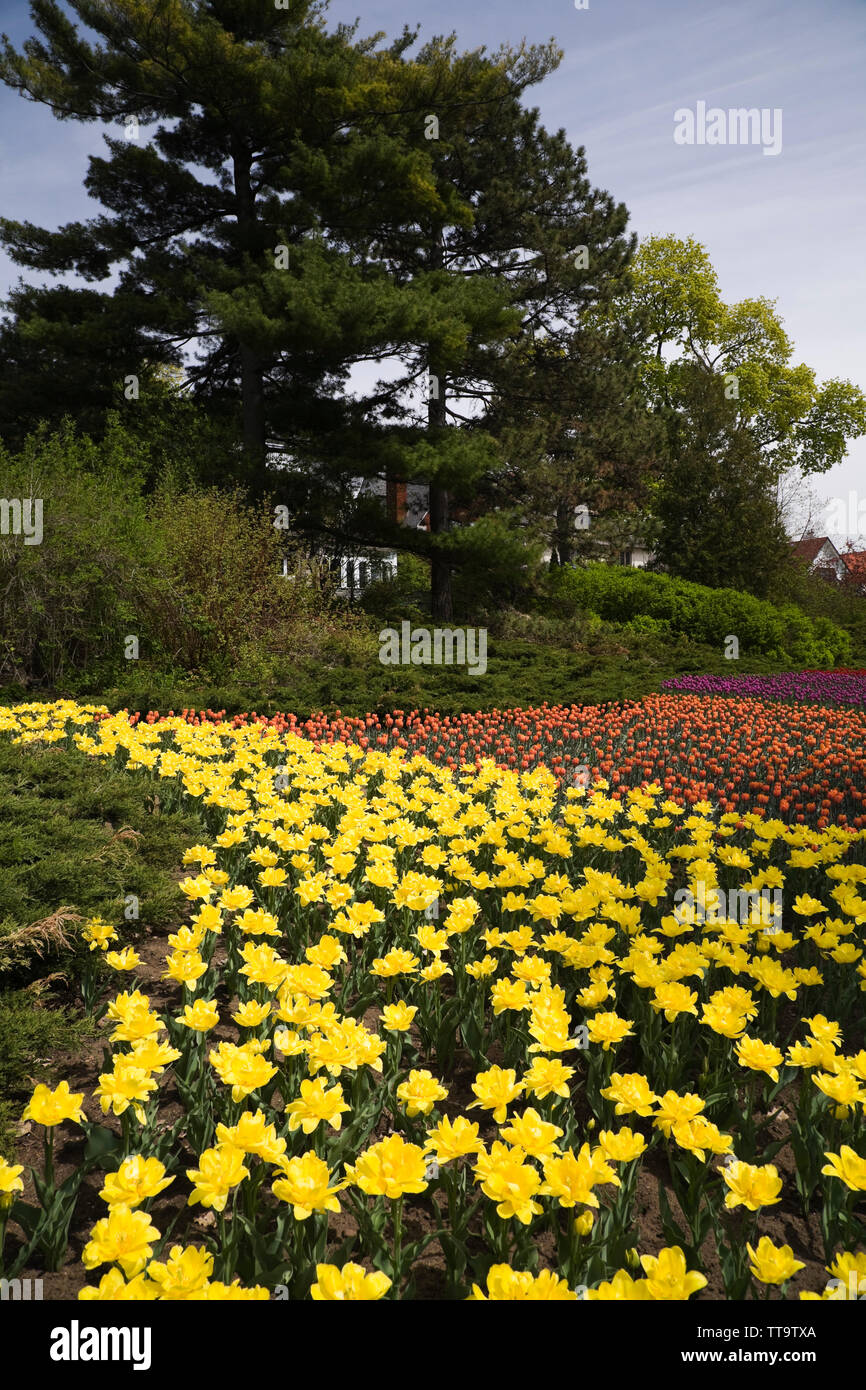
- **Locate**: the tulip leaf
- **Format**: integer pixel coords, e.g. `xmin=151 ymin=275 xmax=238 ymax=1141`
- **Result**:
xmin=83 ymin=1123 xmax=123 ymax=1166
xmin=7 ymin=1198 xmax=42 ymax=1239
xmin=756 ymin=1137 xmax=787 ymax=1163
xmin=657 ymin=1180 xmax=688 ymax=1248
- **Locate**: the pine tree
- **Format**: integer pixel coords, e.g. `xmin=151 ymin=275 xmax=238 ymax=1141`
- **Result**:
xmin=1 ymin=5 xmax=640 ymax=619
xmin=654 ymin=364 xmax=792 ymax=595
xmin=488 ymin=316 xmax=663 ymax=570
xmin=280 ymin=34 xmax=637 ymax=618
xmin=0 ymin=0 xmax=439 ymax=484
xmin=0 ymin=282 xmax=162 ymax=450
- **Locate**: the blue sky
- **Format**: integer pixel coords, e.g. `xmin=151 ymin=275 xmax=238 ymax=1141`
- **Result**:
xmin=1 ymin=0 xmax=864 ymax=540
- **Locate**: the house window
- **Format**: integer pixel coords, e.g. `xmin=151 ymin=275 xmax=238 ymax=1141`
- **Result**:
xmin=620 ymin=549 xmax=632 ymax=566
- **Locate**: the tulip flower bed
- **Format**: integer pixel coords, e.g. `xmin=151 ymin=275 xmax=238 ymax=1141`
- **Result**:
xmin=662 ymin=670 xmax=866 ymax=707
xmin=120 ymin=691 xmax=866 ymax=830
xmin=0 ymin=701 xmax=864 ymax=1301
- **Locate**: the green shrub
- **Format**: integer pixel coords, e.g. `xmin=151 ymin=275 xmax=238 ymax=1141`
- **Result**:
xmin=143 ymin=484 xmax=363 ymax=676
xmin=547 ymin=564 xmax=851 ymax=665
xmin=0 ymin=989 xmax=92 ymax=1157
xmin=623 ymin=614 xmax=673 ymax=637
xmin=0 ymin=422 xmax=152 ymax=687
xmin=360 ymin=552 xmax=431 ymax=622
xmin=0 ymin=424 xmax=366 ymax=692
xmin=768 ymin=563 xmax=866 ymax=665
xmin=0 ymin=738 xmax=200 ymax=973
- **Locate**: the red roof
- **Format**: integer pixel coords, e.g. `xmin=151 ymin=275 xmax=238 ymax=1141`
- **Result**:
xmin=791 ymin=536 xmax=836 ymax=565
xmin=842 ymin=550 xmax=866 ymax=579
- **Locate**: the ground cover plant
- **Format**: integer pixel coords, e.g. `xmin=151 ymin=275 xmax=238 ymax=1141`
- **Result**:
xmin=0 ymin=701 xmax=863 ymax=1301
xmin=0 ymin=724 xmax=201 ymax=1156
xmin=2 ymin=588 xmax=817 ymax=729
xmin=123 ymin=692 xmax=866 ymax=830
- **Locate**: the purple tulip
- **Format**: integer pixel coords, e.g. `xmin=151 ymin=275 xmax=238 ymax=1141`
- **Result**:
xmin=660 ymin=670 xmax=866 ymax=707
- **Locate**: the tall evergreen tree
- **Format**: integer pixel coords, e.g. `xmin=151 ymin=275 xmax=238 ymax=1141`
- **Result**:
xmin=654 ymin=363 xmax=792 ymax=596
xmin=488 ymin=316 xmax=663 ymax=569
xmin=1 ymin=4 xmax=640 ymax=617
xmin=280 ymin=35 xmax=637 ymax=617
xmin=0 ymin=0 xmax=441 ymax=485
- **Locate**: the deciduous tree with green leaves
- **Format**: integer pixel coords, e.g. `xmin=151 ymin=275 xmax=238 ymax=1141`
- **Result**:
xmin=625 ymin=234 xmax=866 ymax=477
xmin=614 ymin=234 xmax=866 ymax=591
xmin=653 ymin=363 xmax=793 ymax=596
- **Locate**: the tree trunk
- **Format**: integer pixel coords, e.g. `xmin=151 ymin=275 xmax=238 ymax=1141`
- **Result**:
xmin=232 ymin=135 xmax=268 ymax=486
xmin=240 ymin=342 xmax=267 ymax=472
xmin=553 ymin=500 xmax=573 ymax=567
xmin=428 ymin=229 xmax=453 ymax=621
xmin=429 ymin=479 xmax=452 ymax=620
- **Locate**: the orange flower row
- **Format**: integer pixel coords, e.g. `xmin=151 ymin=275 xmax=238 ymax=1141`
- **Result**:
xmin=113 ymin=694 xmax=866 ymax=829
